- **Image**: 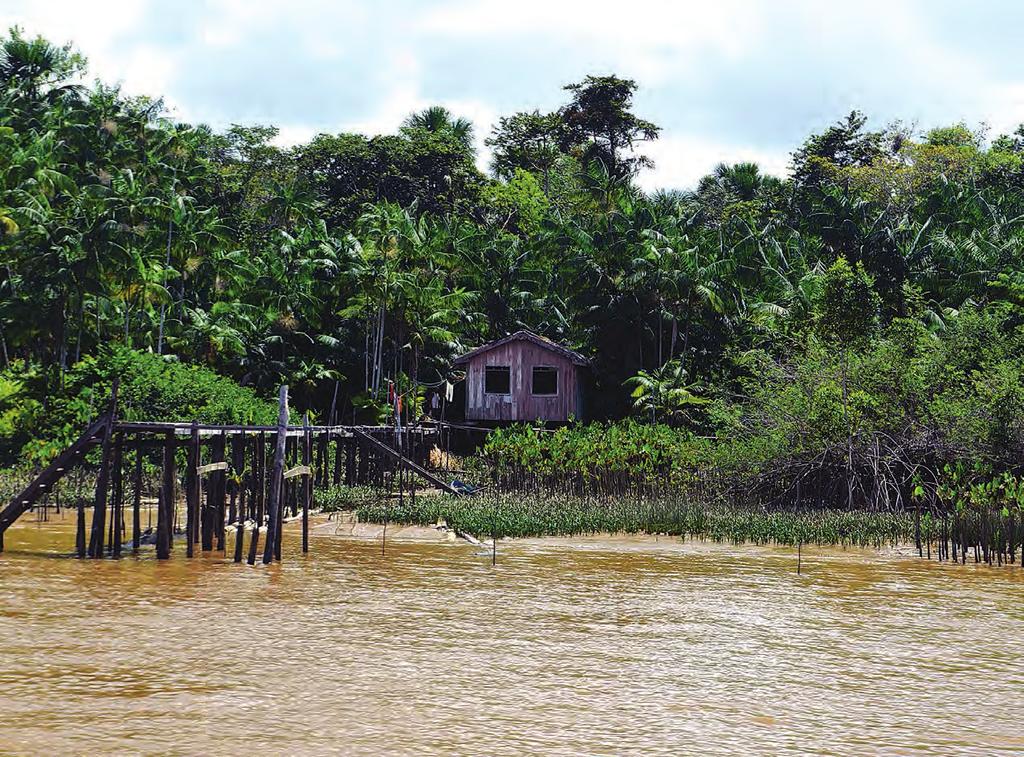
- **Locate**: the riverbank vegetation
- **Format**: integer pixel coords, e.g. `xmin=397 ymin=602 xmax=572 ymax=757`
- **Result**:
xmin=483 ymin=302 xmax=1024 ymax=509
xmin=333 ymin=488 xmax=1020 ymax=565
xmin=352 ymin=491 xmax=915 ymax=549
xmin=3 ymin=30 xmax=1024 ymax=557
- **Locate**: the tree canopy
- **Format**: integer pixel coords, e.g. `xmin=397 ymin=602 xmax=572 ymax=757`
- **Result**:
xmin=3 ymin=28 xmax=1024 ymax=500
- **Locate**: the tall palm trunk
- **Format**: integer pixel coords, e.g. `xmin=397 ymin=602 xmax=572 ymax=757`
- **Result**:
xmin=657 ymin=303 xmax=664 ymax=366
xmin=74 ymin=287 xmax=85 ymax=364
xmin=0 ymin=321 xmax=9 ymax=368
xmin=157 ymin=206 xmax=173 ymax=355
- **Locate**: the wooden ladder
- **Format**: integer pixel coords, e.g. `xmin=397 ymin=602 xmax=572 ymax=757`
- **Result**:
xmin=353 ymin=428 xmax=464 ymax=496
xmin=0 ymin=413 xmax=110 ymax=542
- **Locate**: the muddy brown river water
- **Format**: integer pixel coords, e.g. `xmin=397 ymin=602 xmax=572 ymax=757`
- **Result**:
xmin=0 ymin=516 xmax=1022 ymax=755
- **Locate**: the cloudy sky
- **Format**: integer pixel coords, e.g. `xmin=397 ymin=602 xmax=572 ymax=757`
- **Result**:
xmin=3 ymin=1 xmax=1024 ymax=190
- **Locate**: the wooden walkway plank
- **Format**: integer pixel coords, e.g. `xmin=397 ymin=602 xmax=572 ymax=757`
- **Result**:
xmin=353 ymin=428 xmax=463 ymax=496
xmin=0 ymin=413 xmax=110 ymax=545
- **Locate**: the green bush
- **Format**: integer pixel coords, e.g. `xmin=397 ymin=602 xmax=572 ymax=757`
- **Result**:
xmin=483 ymin=420 xmax=708 ymax=492
xmin=317 ymin=485 xmax=388 ymax=513
xmin=14 ymin=346 xmax=279 ymax=464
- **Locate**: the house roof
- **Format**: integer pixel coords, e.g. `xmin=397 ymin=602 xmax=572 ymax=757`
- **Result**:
xmin=452 ymin=330 xmax=590 ymax=366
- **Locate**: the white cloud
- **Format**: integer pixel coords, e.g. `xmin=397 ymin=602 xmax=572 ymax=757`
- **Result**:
xmin=0 ymin=0 xmax=154 ymax=90
xmin=985 ymin=83 xmax=1024 ymax=138
xmin=3 ymin=0 xmax=1024 ymax=191
xmin=272 ymin=123 xmax=319 ymax=147
xmin=423 ymin=0 xmax=759 ymax=85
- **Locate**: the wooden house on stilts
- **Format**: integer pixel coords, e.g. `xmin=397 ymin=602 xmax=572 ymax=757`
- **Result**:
xmin=453 ymin=330 xmax=588 ymax=424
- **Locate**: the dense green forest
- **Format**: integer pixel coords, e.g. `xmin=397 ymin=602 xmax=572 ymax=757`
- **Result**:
xmin=3 ymin=29 xmax=1024 ymax=517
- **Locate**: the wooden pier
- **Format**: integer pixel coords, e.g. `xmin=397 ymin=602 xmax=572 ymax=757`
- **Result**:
xmin=0 ymin=384 xmax=448 ymax=561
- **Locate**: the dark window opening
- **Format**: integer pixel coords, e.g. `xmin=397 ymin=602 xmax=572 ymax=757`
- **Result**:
xmin=532 ymin=366 xmax=558 ymax=396
xmin=485 ymin=366 xmax=511 ymax=394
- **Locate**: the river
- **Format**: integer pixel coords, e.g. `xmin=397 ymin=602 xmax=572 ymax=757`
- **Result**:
xmin=1 ymin=516 xmax=1022 ymax=755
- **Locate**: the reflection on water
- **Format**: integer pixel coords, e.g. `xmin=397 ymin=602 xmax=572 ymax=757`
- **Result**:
xmin=1 ymin=517 xmax=1023 ymax=755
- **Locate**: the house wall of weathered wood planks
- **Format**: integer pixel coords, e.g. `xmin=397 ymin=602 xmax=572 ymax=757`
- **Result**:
xmin=453 ymin=331 xmax=588 ymax=423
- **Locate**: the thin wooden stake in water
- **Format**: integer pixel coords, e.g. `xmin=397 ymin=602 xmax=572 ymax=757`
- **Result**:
xmin=233 ymin=519 xmax=245 ymax=563
xmin=212 ymin=435 xmax=227 ymax=551
xmin=132 ymin=443 xmax=142 ymax=552
xmin=247 ymin=522 xmax=260 ymax=565
xmin=185 ymin=421 xmax=199 ymax=558
xmin=797 ymin=541 xmax=802 ymax=575
xmin=87 ymin=383 xmax=118 ymax=557
xmin=157 ymin=431 xmax=175 ymax=560
xmin=111 ymin=433 xmax=123 ymax=558
xmin=302 ymin=413 xmax=311 ymax=554
xmin=263 ymin=385 xmax=288 ymax=565
xmin=75 ymin=499 xmax=86 ymax=558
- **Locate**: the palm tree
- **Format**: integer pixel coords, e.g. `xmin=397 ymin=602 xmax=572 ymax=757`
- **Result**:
xmin=402 ymin=106 xmax=474 ymax=149
xmin=625 ymin=360 xmax=707 ymax=425
xmin=0 ymin=28 xmax=83 ymax=105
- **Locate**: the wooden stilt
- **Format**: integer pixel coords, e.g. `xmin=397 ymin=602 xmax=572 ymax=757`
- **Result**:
xmin=247 ymin=519 xmax=260 ymax=565
xmin=229 ymin=432 xmax=244 ymax=525
xmin=316 ymin=432 xmax=327 ymax=486
xmin=263 ymin=386 xmax=288 ymax=564
xmin=357 ymin=437 xmax=368 ymax=484
xmin=211 ymin=435 xmax=226 ymax=551
xmin=87 ymin=413 xmax=116 ymax=558
xmin=233 ymin=518 xmax=245 ymax=563
xmin=157 ymin=431 xmax=175 ymax=560
xmin=275 ymin=479 xmax=284 ymax=562
xmin=111 ymin=433 xmax=124 ymax=558
xmin=333 ymin=433 xmax=343 ymax=485
xmin=302 ymin=414 xmax=311 ymax=554
xmin=256 ymin=431 xmax=266 ymax=526
xmin=287 ymin=436 xmax=298 ymax=517
xmin=346 ymin=437 xmax=356 ymax=486
xmin=132 ymin=442 xmax=142 ymax=552
xmin=186 ymin=421 xmax=198 ymax=558
xmin=201 ymin=446 xmax=214 ymax=552
xmin=76 ymin=499 xmax=86 ymax=558
xmin=239 ymin=435 xmax=250 ymax=524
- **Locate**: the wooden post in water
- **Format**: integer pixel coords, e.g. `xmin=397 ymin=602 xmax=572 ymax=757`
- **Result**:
xmin=263 ymin=386 xmax=289 ymax=564
xmin=132 ymin=442 xmax=142 ymax=552
xmin=409 ymin=429 xmax=416 ymax=507
xmin=302 ymin=414 xmax=311 ymax=554
xmin=88 ymin=384 xmax=118 ymax=558
xmin=233 ymin=434 xmax=246 ymax=562
xmin=346 ymin=437 xmax=356 ymax=485
xmin=212 ymin=435 xmax=227 ymax=551
xmin=233 ymin=515 xmax=245 ymax=563
xmin=111 ymin=433 xmax=124 ymax=558
xmin=256 ymin=431 xmax=266 ymax=525
xmin=229 ymin=433 xmax=243 ymax=525
xmin=185 ymin=421 xmax=199 ymax=558
xmin=238 ymin=435 xmax=249 ymax=524
xmin=333 ymin=433 xmax=343 ymax=486
xmin=76 ymin=498 xmax=86 ymax=558
xmin=157 ymin=431 xmax=175 ymax=560
xmin=357 ymin=436 xmax=368 ymax=484
xmin=201 ymin=447 xmax=214 ymax=553
xmin=290 ymin=436 xmax=300 ymax=518
xmin=246 ymin=519 xmax=260 ymax=565
xmin=284 ymin=437 xmax=294 ymax=518
xmin=315 ymin=431 xmax=326 ymax=487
